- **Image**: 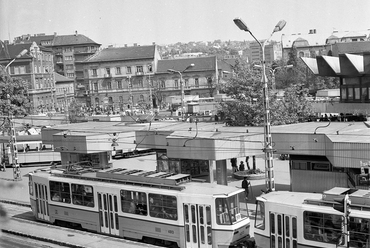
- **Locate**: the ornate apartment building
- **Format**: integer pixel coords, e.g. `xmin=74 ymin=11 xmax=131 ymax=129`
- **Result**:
xmin=13 ymin=32 xmax=101 ymax=105
xmin=0 ymin=41 xmax=55 ymax=113
xmin=82 ymin=44 xmax=160 ymax=110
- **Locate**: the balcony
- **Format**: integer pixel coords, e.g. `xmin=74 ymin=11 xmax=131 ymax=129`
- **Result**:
xmin=136 ymin=72 xmax=144 ymax=76
xmin=104 ymin=74 xmax=112 ymax=78
xmin=56 ymin=60 xmax=63 ymax=64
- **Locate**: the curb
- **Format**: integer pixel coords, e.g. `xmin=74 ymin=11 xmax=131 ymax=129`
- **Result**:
xmin=1 ymin=229 xmax=86 ymax=248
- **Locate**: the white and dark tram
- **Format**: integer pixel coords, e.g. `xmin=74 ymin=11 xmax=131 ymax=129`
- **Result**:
xmin=28 ymin=164 xmax=251 ymax=248
xmin=254 ymin=187 xmax=370 ymax=248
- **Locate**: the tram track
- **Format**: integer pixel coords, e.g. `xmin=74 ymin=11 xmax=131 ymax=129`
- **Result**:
xmin=0 ymin=200 xmax=162 ymax=248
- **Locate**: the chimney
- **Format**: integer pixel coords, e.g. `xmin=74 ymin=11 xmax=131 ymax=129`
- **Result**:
xmin=54 ymin=32 xmax=57 ymax=36
xmin=134 ymin=43 xmax=137 ymax=47
xmin=75 ymin=30 xmax=78 ymax=36
xmin=152 ymin=42 xmax=156 ymax=45
xmin=314 ymin=29 xmax=316 ymax=34
xmin=124 ymin=44 xmax=127 ymax=47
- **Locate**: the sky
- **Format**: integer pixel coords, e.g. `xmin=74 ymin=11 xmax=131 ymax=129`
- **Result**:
xmin=1 ymin=0 xmax=370 ymax=47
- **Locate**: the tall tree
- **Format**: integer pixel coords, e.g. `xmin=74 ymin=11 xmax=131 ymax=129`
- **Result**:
xmin=0 ymin=65 xmax=31 ymax=116
xmin=218 ymin=58 xmax=314 ymax=126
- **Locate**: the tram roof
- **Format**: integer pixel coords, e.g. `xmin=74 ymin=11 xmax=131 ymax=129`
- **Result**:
xmin=32 ymin=166 xmax=242 ymax=196
xmin=259 ymin=191 xmax=322 ymax=207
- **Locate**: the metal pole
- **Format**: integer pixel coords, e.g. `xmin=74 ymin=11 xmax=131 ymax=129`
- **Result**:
xmin=261 ymin=41 xmax=275 ymax=192
xmin=180 ymin=72 xmax=184 ymax=119
xmin=148 ymin=74 xmax=153 ymax=112
xmin=128 ymin=76 xmax=133 ymax=115
xmin=7 ymin=94 xmax=21 ymax=181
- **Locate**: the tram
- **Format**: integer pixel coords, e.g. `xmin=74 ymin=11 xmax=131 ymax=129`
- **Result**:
xmin=254 ymin=187 xmax=370 ymax=248
xmin=28 ymin=163 xmax=251 ymax=248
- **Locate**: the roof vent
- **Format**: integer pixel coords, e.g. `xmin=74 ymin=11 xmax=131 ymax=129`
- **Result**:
xmin=134 ymin=43 xmax=137 ymax=46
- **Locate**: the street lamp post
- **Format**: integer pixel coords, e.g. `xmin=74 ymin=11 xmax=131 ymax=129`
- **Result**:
xmin=233 ymin=18 xmax=286 ymax=192
xmin=3 ymin=49 xmax=28 ymax=180
xmin=167 ymin=64 xmax=195 ymax=119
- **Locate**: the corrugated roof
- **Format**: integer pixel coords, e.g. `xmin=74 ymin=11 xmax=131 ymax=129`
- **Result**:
xmin=53 ymin=34 xmax=99 ymax=46
xmin=334 ymin=41 xmax=370 ymax=54
xmin=156 ymin=56 xmax=216 ymax=73
xmin=85 ymin=45 xmax=156 ymax=63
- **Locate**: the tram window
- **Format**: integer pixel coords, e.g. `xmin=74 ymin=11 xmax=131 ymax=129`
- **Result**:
xmin=121 ymin=190 xmax=147 ymax=216
xmin=349 ymin=216 xmax=370 ymax=248
xmin=192 ymin=225 xmax=197 ymax=243
xmin=148 ymin=193 xmax=177 ymax=220
xmin=71 ymin=184 xmax=94 ymax=207
xmin=199 ymin=206 xmax=204 ymax=224
xmin=285 ymin=216 xmax=290 ymax=237
xmin=185 ymin=205 xmax=189 ymax=223
xmin=270 ymin=213 xmax=275 ymax=234
xmin=207 ymin=226 xmax=212 ymax=245
xmin=292 ymin=217 xmax=297 ymax=239
xmin=255 ymin=201 xmax=265 ymax=230
xmin=200 ymin=226 xmax=205 ymax=244
xmin=185 ymin=225 xmax=190 ymax=242
xmin=206 ymin=206 xmax=211 ymax=225
xmin=114 ymin=196 xmax=118 ymax=212
xmin=278 ymin=215 xmax=282 ymax=235
xmin=50 ymin=181 xmax=70 ymax=203
xmin=303 ymin=211 xmax=342 ymax=243
xmin=191 ymin=205 xmax=196 ymax=223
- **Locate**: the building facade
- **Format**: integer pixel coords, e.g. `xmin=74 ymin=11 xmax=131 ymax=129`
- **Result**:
xmin=248 ymin=40 xmax=282 ymax=63
xmin=155 ymin=56 xmax=218 ymax=107
xmin=82 ymin=45 xmax=160 ymax=111
xmin=14 ymin=32 xmax=101 ymax=105
xmin=0 ymin=41 xmax=56 ymax=113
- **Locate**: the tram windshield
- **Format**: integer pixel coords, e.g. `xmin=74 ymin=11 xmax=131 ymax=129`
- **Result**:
xmin=215 ymin=192 xmax=248 ymax=225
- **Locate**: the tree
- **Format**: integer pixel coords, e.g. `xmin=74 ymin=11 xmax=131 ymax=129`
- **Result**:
xmin=0 ymin=65 xmax=31 ymax=117
xmin=218 ymin=58 xmax=314 ymax=126
xmin=68 ymin=99 xmax=85 ymax=123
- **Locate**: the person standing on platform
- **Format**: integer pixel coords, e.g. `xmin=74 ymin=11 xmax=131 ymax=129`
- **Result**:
xmin=239 ymin=161 xmax=245 ymax=171
xmin=241 ymin=177 xmax=249 ymax=200
xmin=231 ymin=158 xmax=238 ymax=172
xmin=245 ymin=156 xmax=251 ymax=170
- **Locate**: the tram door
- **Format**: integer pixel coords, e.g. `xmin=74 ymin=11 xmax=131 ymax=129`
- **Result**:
xmin=270 ymin=212 xmax=297 ymax=248
xmin=183 ymin=203 xmax=212 ymax=248
xmin=35 ymin=183 xmax=50 ymax=221
xmin=98 ymin=193 xmax=119 ymax=236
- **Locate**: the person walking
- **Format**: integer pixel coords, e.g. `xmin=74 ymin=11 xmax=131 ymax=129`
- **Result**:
xmin=241 ymin=177 xmax=249 ymax=200
xmin=239 ymin=161 xmax=245 ymax=171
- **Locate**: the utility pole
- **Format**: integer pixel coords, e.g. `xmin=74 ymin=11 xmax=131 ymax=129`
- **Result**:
xmin=148 ymin=74 xmax=153 ymax=113
xmin=7 ymin=94 xmax=21 ymax=180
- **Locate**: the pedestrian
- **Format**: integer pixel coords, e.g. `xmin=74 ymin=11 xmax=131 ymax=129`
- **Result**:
xmin=241 ymin=177 xmax=249 ymax=200
xmin=231 ymin=158 xmax=238 ymax=172
xmin=245 ymin=156 xmax=251 ymax=170
xmin=1 ymin=159 xmax=6 ymax=172
xmin=239 ymin=161 xmax=245 ymax=171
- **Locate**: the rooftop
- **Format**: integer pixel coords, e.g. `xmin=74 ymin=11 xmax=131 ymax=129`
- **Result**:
xmin=84 ymin=45 xmax=156 ymax=63
xmin=157 ymin=56 xmax=217 ymax=74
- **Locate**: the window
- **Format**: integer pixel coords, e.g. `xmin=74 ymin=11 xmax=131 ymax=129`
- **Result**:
xmin=64 ymin=47 xmax=72 ymax=52
xmin=107 ymin=82 xmax=112 ymax=89
xmin=138 ymin=79 xmax=143 ymax=88
xmin=117 ymin=80 xmax=122 ymax=89
xmin=92 ymin=69 xmax=97 ymax=77
xmin=127 ymin=66 xmax=132 ymax=74
xmin=139 ymin=95 xmax=144 ymax=102
xmin=66 ymin=73 xmax=75 ymax=78
xmin=147 ymin=64 xmax=152 ymax=72
xmin=65 ymin=56 xmax=73 ymax=61
xmin=121 ymin=190 xmax=147 ymax=215
xmin=185 ymin=79 xmax=189 ymax=88
xmin=71 ymin=184 xmax=94 ymax=207
xmin=93 ymin=82 xmax=98 ymax=92
xmin=160 ymin=80 xmax=166 ymax=89
xmin=349 ymin=217 xmax=370 ymax=247
xmin=195 ymin=78 xmax=199 ymax=88
xmin=66 ymin=64 xmax=74 ymax=70
xmin=149 ymin=193 xmax=177 ymax=220
xmin=255 ymin=201 xmax=265 ymax=230
xmin=215 ymin=192 xmax=246 ymax=225
xmin=175 ymin=79 xmax=179 ymax=89
xmin=116 ymin=67 xmax=121 ymax=75
xmin=304 ymin=211 xmax=342 ymax=243
xmin=50 ymin=181 xmax=71 ymax=203
xmin=136 ymin=66 xmax=143 ymax=73
xmin=105 ymin=68 xmax=110 ymax=76
xmin=207 ymin=77 xmax=213 ymax=88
